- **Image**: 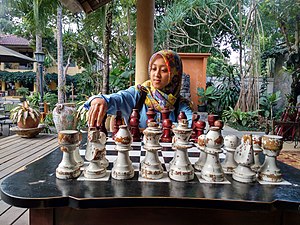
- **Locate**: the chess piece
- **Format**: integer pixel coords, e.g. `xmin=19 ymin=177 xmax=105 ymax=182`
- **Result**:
xmin=221 ymin=135 xmax=239 ymax=173
xmin=56 ymin=130 xmax=82 ymax=179
xmin=201 ymin=127 xmax=225 ymax=182
xmin=169 ymin=119 xmax=194 ymax=182
xmin=207 ymin=114 xmax=219 ymax=127
xmin=190 ymin=112 xmax=200 ymax=142
xmin=214 ymin=120 xmax=224 ymax=130
xmin=74 ymin=144 xmax=84 ymax=167
xmin=258 ymin=135 xmax=283 ymax=182
xmin=112 ymin=125 xmax=135 ymax=180
xmin=112 ymin=110 xmax=123 ymax=139
xmin=146 ymin=107 xmax=156 ymax=125
xmin=251 ymin=135 xmax=263 ymax=172
xmin=232 ymin=134 xmax=256 ymax=183
xmin=177 ymin=111 xmax=187 ymax=123
xmin=161 ymin=106 xmax=172 ymax=142
xmin=194 ymin=134 xmax=207 ymax=171
xmin=129 ymin=108 xmax=141 ymax=142
xmin=141 ymin=122 xmax=164 ymax=179
xmin=195 ymin=120 xmax=206 ymax=141
xmin=98 ymin=113 xmax=108 ymax=136
xmin=84 ymin=128 xmax=108 ymax=179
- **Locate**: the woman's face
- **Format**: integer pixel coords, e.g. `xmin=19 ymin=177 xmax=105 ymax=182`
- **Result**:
xmin=150 ymin=56 xmax=169 ymax=90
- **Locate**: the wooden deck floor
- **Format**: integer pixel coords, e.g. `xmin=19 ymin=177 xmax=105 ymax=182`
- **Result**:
xmin=0 ymin=134 xmax=58 ymax=225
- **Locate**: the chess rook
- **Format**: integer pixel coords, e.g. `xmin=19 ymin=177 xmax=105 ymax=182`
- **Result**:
xmin=56 ymin=130 xmax=82 ymax=179
xmin=161 ymin=106 xmax=172 ymax=143
xmin=141 ymin=122 xmax=164 ymax=179
xmin=146 ymin=107 xmax=156 ymax=125
xmin=258 ymin=135 xmax=283 ymax=182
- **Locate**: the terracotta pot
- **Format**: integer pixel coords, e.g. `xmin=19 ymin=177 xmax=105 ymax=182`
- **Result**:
xmin=17 ymin=116 xmax=40 ymax=129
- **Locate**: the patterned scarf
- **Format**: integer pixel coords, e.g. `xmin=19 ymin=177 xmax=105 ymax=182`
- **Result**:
xmin=137 ymin=50 xmax=183 ymax=112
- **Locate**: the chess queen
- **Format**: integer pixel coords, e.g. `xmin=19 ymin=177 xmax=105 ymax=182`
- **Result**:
xmin=84 ymin=50 xmax=193 ymax=129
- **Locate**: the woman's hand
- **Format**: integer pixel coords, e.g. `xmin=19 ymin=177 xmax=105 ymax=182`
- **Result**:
xmin=88 ymin=98 xmax=108 ymax=127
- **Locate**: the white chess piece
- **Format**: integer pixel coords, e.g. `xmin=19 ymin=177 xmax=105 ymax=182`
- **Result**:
xmin=201 ymin=127 xmax=225 ymax=182
xmin=112 ymin=125 xmax=134 ymax=180
xmin=232 ymin=134 xmax=256 ymax=183
xmin=141 ymin=122 xmax=164 ymax=179
xmin=221 ymin=135 xmax=239 ymax=173
xmin=194 ymin=134 xmax=207 ymax=171
xmin=258 ymin=135 xmax=283 ymax=182
xmin=84 ymin=128 xmax=107 ymax=179
xmin=169 ymin=119 xmax=194 ymax=182
xmin=56 ymin=130 xmax=82 ymax=179
xmin=251 ymin=135 xmax=263 ymax=172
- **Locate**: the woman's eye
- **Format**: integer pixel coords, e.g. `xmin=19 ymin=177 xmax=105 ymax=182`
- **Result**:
xmin=161 ymin=68 xmax=168 ymax=73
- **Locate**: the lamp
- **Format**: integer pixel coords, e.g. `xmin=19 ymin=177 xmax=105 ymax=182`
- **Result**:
xmin=34 ymin=51 xmax=45 ymax=113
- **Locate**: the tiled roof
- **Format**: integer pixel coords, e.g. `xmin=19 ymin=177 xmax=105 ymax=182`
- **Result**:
xmin=0 ymin=34 xmax=30 ymax=46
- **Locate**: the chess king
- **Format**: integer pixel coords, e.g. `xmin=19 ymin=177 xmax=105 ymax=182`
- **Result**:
xmin=84 ymin=50 xmax=193 ymax=128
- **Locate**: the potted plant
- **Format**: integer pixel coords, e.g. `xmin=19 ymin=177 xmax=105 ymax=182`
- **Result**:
xmin=10 ymin=101 xmax=41 ymax=129
xmin=16 ymin=87 xmax=30 ymax=102
xmin=197 ymin=86 xmax=217 ymax=112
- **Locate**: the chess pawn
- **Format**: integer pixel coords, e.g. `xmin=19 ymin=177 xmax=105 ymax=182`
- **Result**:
xmin=214 ymin=120 xmax=224 ymax=130
xmin=190 ymin=112 xmax=200 ymax=142
xmin=177 ymin=111 xmax=187 ymax=123
xmin=232 ymin=134 xmax=256 ymax=183
xmin=112 ymin=125 xmax=135 ymax=180
xmin=251 ymin=135 xmax=263 ymax=172
xmin=169 ymin=119 xmax=194 ymax=182
xmin=161 ymin=118 xmax=173 ymax=143
xmin=221 ymin=135 xmax=239 ymax=173
xmin=84 ymin=128 xmax=107 ymax=179
xmin=194 ymin=134 xmax=207 ymax=171
xmin=258 ymin=135 xmax=283 ymax=182
xmin=201 ymin=127 xmax=225 ymax=182
xmin=141 ymin=122 xmax=164 ymax=179
xmin=129 ymin=109 xmax=141 ymax=142
xmin=146 ymin=107 xmax=156 ymax=125
xmin=207 ymin=114 xmax=219 ymax=127
xmin=195 ymin=120 xmax=206 ymax=141
xmin=112 ymin=110 xmax=123 ymax=139
xmin=56 ymin=130 xmax=82 ymax=179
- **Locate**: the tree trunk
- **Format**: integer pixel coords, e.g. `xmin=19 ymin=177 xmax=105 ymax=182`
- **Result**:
xmin=102 ymin=1 xmax=113 ymax=94
xmin=57 ymin=5 xmax=65 ymax=104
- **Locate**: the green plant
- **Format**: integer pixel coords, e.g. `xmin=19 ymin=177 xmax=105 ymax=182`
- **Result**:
xmin=222 ymin=106 xmax=260 ymax=127
xmin=10 ymin=101 xmax=41 ymax=126
xmin=16 ymin=87 xmax=29 ymax=97
xmin=197 ymin=86 xmax=217 ymax=105
xmin=260 ymin=91 xmax=281 ymax=119
xmin=76 ymin=100 xmax=88 ymax=130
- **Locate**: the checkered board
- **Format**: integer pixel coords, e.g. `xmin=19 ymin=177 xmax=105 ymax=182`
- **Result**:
xmin=77 ymin=137 xmax=291 ymax=185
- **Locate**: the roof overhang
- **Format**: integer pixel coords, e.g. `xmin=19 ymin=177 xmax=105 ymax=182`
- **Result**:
xmin=60 ymin=0 xmax=113 ymax=13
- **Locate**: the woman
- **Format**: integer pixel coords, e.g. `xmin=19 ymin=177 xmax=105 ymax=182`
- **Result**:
xmin=85 ymin=49 xmax=193 ymax=128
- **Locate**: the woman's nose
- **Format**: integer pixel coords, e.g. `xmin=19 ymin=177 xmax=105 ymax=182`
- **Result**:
xmin=154 ymin=69 xmax=161 ymax=77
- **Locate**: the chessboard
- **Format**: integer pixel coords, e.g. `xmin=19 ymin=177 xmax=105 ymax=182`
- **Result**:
xmin=77 ymin=137 xmax=291 ymax=185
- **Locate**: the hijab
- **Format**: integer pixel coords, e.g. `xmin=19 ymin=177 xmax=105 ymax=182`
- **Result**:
xmin=137 ymin=50 xmax=183 ymax=112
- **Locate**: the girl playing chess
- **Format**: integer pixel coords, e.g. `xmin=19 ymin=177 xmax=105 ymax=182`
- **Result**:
xmin=85 ymin=49 xmax=193 ymax=128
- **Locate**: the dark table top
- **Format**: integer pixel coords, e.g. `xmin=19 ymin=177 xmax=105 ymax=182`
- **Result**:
xmin=1 ymin=147 xmax=300 ymax=211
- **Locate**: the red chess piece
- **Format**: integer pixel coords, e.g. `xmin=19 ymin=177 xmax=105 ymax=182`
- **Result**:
xmin=112 ymin=110 xmax=123 ymax=139
xmin=177 ymin=111 xmax=187 ymax=123
xmin=129 ymin=109 xmax=141 ymax=142
xmin=207 ymin=114 xmax=219 ymax=127
xmin=98 ymin=113 xmax=108 ymax=136
xmin=214 ymin=120 xmax=224 ymax=130
xmin=195 ymin=120 xmax=206 ymax=141
xmin=146 ymin=107 xmax=156 ymax=126
xmin=161 ymin=119 xmax=173 ymax=143
xmin=161 ymin=106 xmax=171 ymax=120
xmin=191 ymin=112 xmax=200 ymax=142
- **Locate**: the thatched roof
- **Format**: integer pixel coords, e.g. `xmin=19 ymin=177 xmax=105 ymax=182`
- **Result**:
xmin=60 ymin=0 xmax=113 ymax=13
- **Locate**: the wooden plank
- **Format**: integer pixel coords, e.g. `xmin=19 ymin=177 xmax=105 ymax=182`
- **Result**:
xmin=0 ymin=142 xmax=59 ymax=181
xmin=0 ymin=200 xmax=11 ymax=215
xmin=0 ymin=136 xmax=57 ymax=164
xmin=12 ymin=209 xmax=29 ymax=225
xmin=0 ymin=206 xmax=27 ymax=225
